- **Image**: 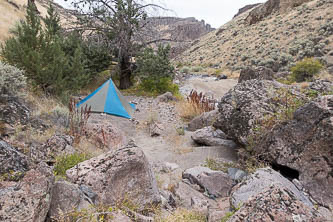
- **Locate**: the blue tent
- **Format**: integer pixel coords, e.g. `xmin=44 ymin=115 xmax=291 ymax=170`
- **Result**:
xmin=77 ymin=79 xmax=135 ymax=119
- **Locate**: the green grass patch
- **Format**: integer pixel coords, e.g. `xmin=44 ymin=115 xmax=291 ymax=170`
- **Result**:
xmin=54 ymin=153 xmax=90 ymax=177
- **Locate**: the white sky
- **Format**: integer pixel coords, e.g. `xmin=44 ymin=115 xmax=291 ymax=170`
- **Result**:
xmin=53 ymin=0 xmax=266 ymax=28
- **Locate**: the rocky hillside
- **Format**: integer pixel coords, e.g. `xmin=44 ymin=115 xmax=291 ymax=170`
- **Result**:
xmin=0 ymin=0 xmax=74 ymax=42
xmin=179 ymin=0 xmax=333 ymax=73
xmin=144 ymin=17 xmax=215 ymax=57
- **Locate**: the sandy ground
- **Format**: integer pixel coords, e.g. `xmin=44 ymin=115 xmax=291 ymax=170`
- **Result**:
xmin=88 ymin=77 xmax=238 ymax=185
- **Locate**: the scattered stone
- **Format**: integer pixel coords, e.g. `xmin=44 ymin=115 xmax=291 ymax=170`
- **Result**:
xmin=238 ymin=66 xmax=275 ymax=83
xmin=309 ymin=79 xmax=333 ymax=94
xmin=230 ymin=168 xmax=313 ymax=209
xmin=149 ymin=121 xmax=164 ymax=137
xmin=228 ymin=184 xmax=325 ymax=222
xmin=191 ymin=126 xmax=237 ymax=148
xmin=161 ymin=162 xmax=180 ymax=173
xmin=47 ymin=180 xmax=94 ymax=220
xmin=187 ymin=109 xmax=218 ymax=131
xmin=66 ymin=141 xmax=161 ymax=210
xmin=157 ymin=92 xmax=176 ymax=102
xmin=256 ymin=96 xmax=333 ymax=206
xmin=183 ymin=166 xmax=233 ymax=198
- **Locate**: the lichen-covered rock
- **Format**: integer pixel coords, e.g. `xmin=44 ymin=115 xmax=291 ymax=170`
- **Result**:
xmin=0 ymin=94 xmax=30 ymax=126
xmin=0 ymin=162 xmax=54 ymax=222
xmin=183 ymin=166 xmax=233 ymax=198
xmin=66 ymin=141 xmax=160 ymax=210
xmin=0 ymin=140 xmax=29 ymax=181
xmin=213 ymin=80 xmax=301 ymax=145
xmin=256 ymin=96 xmax=333 ymax=206
xmin=309 ymin=79 xmax=333 ymax=94
xmin=230 ymin=168 xmax=313 ymax=208
xmin=32 ymin=134 xmax=76 ymax=162
xmin=228 ymin=184 xmax=325 ymax=222
xmin=47 ymin=180 xmax=95 ymax=220
xmin=238 ymin=66 xmax=275 ymax=83
xmin=187 ymin=109 xmax=218 ymax=131
xmin=191 ymin=126 xmax=237 ymax=148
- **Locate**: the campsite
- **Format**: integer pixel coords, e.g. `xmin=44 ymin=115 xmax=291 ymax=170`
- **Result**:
xmin=0 ymin=0 xmax=333 ymax=221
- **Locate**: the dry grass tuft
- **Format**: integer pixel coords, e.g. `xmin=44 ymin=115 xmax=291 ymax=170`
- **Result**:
xmin=155 ymin=208 xmax=206 ymax=222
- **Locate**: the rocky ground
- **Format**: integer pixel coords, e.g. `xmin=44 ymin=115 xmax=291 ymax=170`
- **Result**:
xmin=1 ymin=68 xmax=333 ymax=221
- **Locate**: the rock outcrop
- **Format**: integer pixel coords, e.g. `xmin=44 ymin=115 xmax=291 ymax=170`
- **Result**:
xmin=228 ymin=184 xmax=325 ymax=222
xmin=256 ymin=96 xmax=333 ymax=206
xmin=246 ymin=0 xmax=312 ymax=25
xmin=0 ymin=140 xmax=54 ymax=222
xmin=233 ymin=4 xmax=261 ymax=18
xmin=213 ymin=80 xmax=302 ymax=145
xmin=66 ymin=141 xmax=161 ymax=210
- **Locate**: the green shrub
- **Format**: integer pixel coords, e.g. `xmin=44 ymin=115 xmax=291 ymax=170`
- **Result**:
xmin=0 ymin=4 xmax=111 ymax=97
xmin=0 ymin=61 xmax=26 ymax=95
xmin=139 ymin=77 xmax=179 ymax=95
xmin=54 ymin=153 xmax=89 ymax=177
xmin=136 ymin=44 xmax=177 ymax=95
xmin=290 ymin=58 xmax=323 ymax=82
xmin=191 ymin=66 xmax=203 ymax=72
xmin=180 ymin=66 xmax=190 ymax=74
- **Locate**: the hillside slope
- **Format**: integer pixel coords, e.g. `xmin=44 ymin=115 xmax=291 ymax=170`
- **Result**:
xmin=0 ymin=0 xmax=74 ymax=42
xmin=178 ymin=0 xmax=333 ymax=73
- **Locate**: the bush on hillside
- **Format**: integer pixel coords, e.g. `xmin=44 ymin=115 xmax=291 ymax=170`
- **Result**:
xmin=290 ymin=58 xmax=323 ymax=82
xmin=1 ymin=4 xmax=112 ymax=98
xmin=135 ymin=44 xmax=177 ymax=95
xmin=0 ymin=61 xmax=26 ymax=95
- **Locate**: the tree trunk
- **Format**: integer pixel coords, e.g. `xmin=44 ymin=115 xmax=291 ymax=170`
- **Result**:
xmin=119 ymin=54 xmax=132 ymax=89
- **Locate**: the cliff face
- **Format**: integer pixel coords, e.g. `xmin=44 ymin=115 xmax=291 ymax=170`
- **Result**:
xmin=144 ymin=17 xmax=215 ymax=57
xmin=246 ymin=0 xmax=312 ymax=24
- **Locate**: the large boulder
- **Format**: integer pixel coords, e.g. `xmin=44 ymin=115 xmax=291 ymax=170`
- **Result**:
xmin=0 ymin=94 xmax=30 ymax=126
xmin=0 ymin=141 xmax=54 ymax=222
xmin=228 ymin=184 xmax=325 ymax=222
xmin=187 ymin=109 xmax=218 ymax=131
xmin=47 ymin=181 xmax=96 ymax=220
xmin=256 ymin=96 xmax=333 ymax=206
xmin=183 ymin=167 xmax=233 ymax=198
xmin=230 ymin=168 xmax=313 ymax=208
xmin=213 ymin=80 xmax=301 ymax=145
xmin=191 ymin=126 xmax=237 ymax=148
xmin=238 ymin=66 xmax=275 ymax=83
xmin=66 ymin=141 xmax=161 ymax=210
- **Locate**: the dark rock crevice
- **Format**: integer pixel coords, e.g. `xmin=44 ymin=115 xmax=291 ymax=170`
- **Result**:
xmin=271 ymin=162 xmax=299 ymax=181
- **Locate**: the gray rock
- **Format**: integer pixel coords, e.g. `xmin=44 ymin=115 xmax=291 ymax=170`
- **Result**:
xmin=0 ymin=162 xmax=54 ymax=222
xmin=157 ymin=92 xmax=176 ymax=102
xmin=191 ymin=126 xmax=237 ymax=148
xmin=256 ymin=96 xmax=333 ymax=206
xmin=183 ymin=166 xmax=233 ymax=198
xmin=66 ymin=141 xmax=161 ymax=210
xmin=213 ymin=80 xmax=302 ymax=145
xmin=161 ymin=162 xmax=180 ymax=173
xmin=173 ymin=182 xmax=217 ymax=215
xmin=227 ymin=168 xmax=248 ymax=182
xmin=188 ymin=109 xmax=218 ymax=131
xmin=238 ymin=66 xmax=275 ymax=83
xmin=149 ymin=122 xmax=164 ymax=137
xmin=208 ymin=209 xmax=228 ymax=222
xmin=47 ymin=181 xmax=93 ymax=220
xmin=309 ymin=79 xmax=333 ymax=94
xmin=0 ymin=140 xmax=29 ymax=181
xmin=79 ymin=185 xmax=98 ymax=204
xmin=228 ymin=184 xmax=325 ymax=222
xmin=230 ymin=168 xmax=313 ymax=208
xmin=32 ymin=134 xmax=76 ymax=162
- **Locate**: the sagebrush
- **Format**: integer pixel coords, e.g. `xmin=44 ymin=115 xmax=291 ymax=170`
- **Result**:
xmin=0 ymin=61 xmax=26 ymax=95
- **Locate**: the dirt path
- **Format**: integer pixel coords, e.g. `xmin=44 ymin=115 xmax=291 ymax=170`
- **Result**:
xmin=88 ymin=77 xmax=238 ymax=184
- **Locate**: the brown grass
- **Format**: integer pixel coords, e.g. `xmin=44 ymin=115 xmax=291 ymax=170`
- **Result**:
xmin=155 ymin=209 xmax=206 ymax=222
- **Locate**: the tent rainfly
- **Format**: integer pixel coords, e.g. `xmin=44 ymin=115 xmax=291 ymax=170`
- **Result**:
xmin=76 ymin=79 xmax=135 ymax=119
